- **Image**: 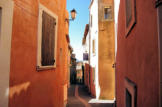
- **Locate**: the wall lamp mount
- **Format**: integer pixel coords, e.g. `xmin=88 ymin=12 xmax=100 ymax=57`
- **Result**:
xmin=65 ymin=9 xmax=77 ymax=22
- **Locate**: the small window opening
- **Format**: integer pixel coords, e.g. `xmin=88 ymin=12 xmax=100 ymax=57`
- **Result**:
xmin=92 ymin=39 xmax=95 ymax=54
xmin=104 ymin=7 xmax=112 ymax=20
xmin=91 ymin=15 xmax=93 ymax=27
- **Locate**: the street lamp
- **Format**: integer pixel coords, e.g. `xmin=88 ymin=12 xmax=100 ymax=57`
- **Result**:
xmin=70 ymin=9 xmax=77 ymax=20
xmin=65 ymin=9 xmax=77 ymax=22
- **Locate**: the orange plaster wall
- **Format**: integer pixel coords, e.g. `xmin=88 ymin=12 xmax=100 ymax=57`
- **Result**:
xmin=9 ymin=0 xmax=69 ymax=107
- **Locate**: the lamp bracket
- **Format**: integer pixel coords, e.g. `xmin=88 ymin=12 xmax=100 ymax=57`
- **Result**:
xmin=65 ymin=18 xmax=74 ymax=22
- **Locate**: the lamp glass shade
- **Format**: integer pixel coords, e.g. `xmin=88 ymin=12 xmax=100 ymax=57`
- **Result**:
xmin=71 ymin=9 xmax=77 ymax=20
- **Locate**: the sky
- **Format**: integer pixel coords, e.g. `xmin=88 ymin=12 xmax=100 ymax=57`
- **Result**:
xmin=66 ymin=0 xmax=90 ymax=61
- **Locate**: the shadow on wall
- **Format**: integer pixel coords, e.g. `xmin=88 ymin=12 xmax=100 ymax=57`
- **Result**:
xmin=8 ymin=76 xmax=62 ymax=107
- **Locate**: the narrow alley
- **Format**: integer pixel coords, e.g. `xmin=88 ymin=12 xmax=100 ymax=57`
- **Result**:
xmin=0 ymin=0 xmax=162 ymax=107
xmin=67 ymin=85 xmax=114 ymax=107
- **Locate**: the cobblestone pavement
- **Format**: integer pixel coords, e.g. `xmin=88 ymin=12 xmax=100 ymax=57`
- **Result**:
xmin=66 ymin=84 xmax=115 ymax=107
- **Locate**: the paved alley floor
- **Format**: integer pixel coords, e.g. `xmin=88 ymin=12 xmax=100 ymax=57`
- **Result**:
xmin=66 ymin=84 xmax=114 ymax=107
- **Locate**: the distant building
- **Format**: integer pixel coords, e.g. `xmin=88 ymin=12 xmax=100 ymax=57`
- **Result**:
xmin=82 ymin=24 xmax=90 ymax=88
xmin=67 ymin=45 xmax=73 ymax=87
xmin=71 ymin=54 xmax=76 ymax=59
xmin=70 ymin=54 xmax=77 ymax=84
xmin=76 ymin=61 xmax=83 ymax=84
xmin=82 ymin=24 xmax=90 ymax=63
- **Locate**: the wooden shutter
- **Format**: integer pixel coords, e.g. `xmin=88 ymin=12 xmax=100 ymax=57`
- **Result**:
xmin=41 ymin=11 xmax=56 ymax=66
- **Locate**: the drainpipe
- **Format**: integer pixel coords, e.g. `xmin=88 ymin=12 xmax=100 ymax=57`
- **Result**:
xmin=156 ymin=0 xmax=162 ymax=107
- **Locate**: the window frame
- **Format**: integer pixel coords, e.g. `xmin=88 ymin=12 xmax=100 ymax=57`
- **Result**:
xmin=37 ymin=4 xmax=58 ymax=71
xmin=125 ymin=0 xmax=136 ymax=37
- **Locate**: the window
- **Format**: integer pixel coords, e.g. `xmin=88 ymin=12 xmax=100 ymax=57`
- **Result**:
xmin=90 ymin=15 xmax=92 ymax=27
xmin=37 ymin=4 xmax=58 ymax=70
xmin=92 ymin=39 xmax=95 ymax=54
xmin=104 ymin=6 xmax=112 ymax=20
xmin=93 ymin=67 xmax=95 ymax=83
xmin=83 ymin=53 xmax=88 ymax=61
xmin=125 ymin=0 xmax=136 ymax=37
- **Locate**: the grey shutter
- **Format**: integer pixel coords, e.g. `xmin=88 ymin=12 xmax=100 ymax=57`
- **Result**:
xmin=41 ymin=11 xmax=56 ymax=66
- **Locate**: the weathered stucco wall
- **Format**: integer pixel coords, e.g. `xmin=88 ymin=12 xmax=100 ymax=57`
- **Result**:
xmin=9 ymin=0 xmax=69 ymax=107
xmin=98 ymin=0 xmax=115 ymax=100
xmin=116 ymin=0 xmax=159 ymax=106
